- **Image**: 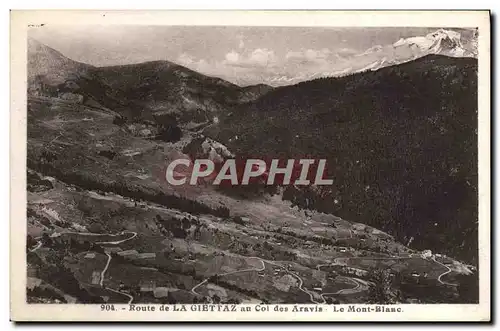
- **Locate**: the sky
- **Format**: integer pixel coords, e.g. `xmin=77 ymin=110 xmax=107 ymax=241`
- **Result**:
xmin=28 ymin=26 xmax=477 ymax=86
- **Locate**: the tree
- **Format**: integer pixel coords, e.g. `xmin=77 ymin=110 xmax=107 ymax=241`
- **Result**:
xmin=41 ymin=233 xmax=52 ymax=246
xmin=88 ymin=222 xmax=104 ymax=233
xmin=456 ymin=272 xmax=479 ymax=303
xmin=112 ymin=116 xmax=126 ymax=126
xmin=166 ymin=291 xmax=177 ymax=304
xmin=366 ymin=269 xmax=401 ymax=304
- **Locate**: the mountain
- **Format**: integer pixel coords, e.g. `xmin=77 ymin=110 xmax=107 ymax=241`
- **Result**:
xmin=393 ymin=29 xmax=476 ymax=58
xmin=335 ymin=29 xmax=477 ymax=77
xmin=205 ymin=54 xmax=478 ymax=263
xmin=275 ymin=29 xmax=478 ymax=85
xmin=28 ymin=39 xmax=272 ymax=125
xmin=28 ymin=38 xmax=91 ymax=84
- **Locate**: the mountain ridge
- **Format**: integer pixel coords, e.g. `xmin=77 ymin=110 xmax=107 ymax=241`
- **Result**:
xmin=27 ymin=39 xmax=273 ymax=125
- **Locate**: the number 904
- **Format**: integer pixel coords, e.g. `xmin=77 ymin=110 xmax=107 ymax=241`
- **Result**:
xmin=101 ymin=304 xmax=116 ymax=311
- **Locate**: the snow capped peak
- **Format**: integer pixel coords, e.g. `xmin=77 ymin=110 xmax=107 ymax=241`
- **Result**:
xmin=427 ymin=28 xmax=461 ymax=40
xmin=355 ymin=45 xmax=384 ymax=57
xmin=393 ymin=28 xmax=472 ymax=58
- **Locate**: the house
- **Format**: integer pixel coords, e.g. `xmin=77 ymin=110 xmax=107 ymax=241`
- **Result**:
xmin=84 ymin=252 xmax=96 ymax=259
xmin=137 ymin=252 xmax=156 ymax=259
xmin=105 ymin=247 xmax=122 ymax=254
xmin=91 ymin=271 xmax=101 ymax=285
xmin=117 ymin=249 xmax=138 ymax=259
xmin=153 ymin=287 xmax=169 ymax=298
xmin=76 ymin=238 xmax=89 ymax=245
xmin=140 ymin=280 xmax=156 ymax=292
xmin=27 ymin=265 xmax=38 ymax=278
xmin=344 ymin=267 xmax=368 ymax=277
xmin=421 ymin=250 xmax=432 ymax=259
xmin=352 ymin=223 xmax=366 ymax=231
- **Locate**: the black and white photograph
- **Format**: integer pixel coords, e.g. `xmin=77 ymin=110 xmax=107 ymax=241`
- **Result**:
xmin=10 ymin=10 xmax=490 ymax=322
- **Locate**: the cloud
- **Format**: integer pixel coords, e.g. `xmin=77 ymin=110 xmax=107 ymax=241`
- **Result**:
xmin=248 ymin=48 xmax=276 ymax=66
xmin=225 ymin=50 xmax=240 ymax=63
xmin=177 ymin=53 xmax=211 ymax=72
xmin=177 ymin=53 xmax=196 ymax=65
xmin=336 ymin=47 xmax=358 ymax=56
xmin=223 ymin=48 xmax=277 ymax=68
xmin=286 ymin=48 xmax=331 ymax=62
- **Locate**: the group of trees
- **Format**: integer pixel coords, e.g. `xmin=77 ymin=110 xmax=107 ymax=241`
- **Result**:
xmin=208 ymin=55 xmax=478 ymax=263
xmin=27 ymin=286 xmax=66 ymax=303
xmin=155 ymin=215 xmax=192 ymax=239
xmin=365 ymin=269 xmax=402 ymax=304
xmin=365 ymin=267 xmax=479 ymax=304
xmin=206 ymin=275 xmax=261 ymax=301
xmin=26 ymin=169 xmax=53 ymax=192
xmin=112 ymin=112 xmax=183 ymax=143
xmin=37 ymin=260 xmax=104 ymax=303
xmin=28 ymin=155 xmax=231 ymax=219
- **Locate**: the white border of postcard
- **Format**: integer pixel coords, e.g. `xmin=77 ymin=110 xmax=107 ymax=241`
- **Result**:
xmin=10 ymin=10 xmax=491 ymax=322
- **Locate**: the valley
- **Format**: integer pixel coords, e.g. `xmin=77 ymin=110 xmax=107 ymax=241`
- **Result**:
xmin=25 ymin=37 xmax=479 ymax=305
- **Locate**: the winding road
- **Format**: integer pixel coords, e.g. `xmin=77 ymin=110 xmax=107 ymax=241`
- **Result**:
xmin=56 ymin=230 xmax=138 ymax=245
xmin=95 ymin=232 xmax=138 ymax=303
xmin=105 ymin=286 xmax=134 ymax=304
xmin=190 ymin=257 xmax=363 ymax=304
xmin=263 ymin=259 xmax=321 ymax=304
xmin=48 ymin=227 xmax=457 ymax=304
xmin=72 ymin=230 xmax=138 ymax=303
xmin=432 ymin=256 xmax=458 ymax=286
xmin=100 ymin=252 xmax=112 ymax=286
xmin=191 ymin=257 xmax=266 ymax=296
xmin=319 ymin=277 xmax=362 ymax=303
xmin=96 ymin=232 xmax=137 ymax=245
xmin=32 ymin=229 xmax=138 ymax=303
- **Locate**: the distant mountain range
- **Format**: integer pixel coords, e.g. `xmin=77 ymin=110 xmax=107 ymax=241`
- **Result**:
xmin=264 ymin=29 xmax=478 ymax=86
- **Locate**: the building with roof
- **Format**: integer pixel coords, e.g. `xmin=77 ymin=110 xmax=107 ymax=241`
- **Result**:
xmin=140 ymin=280 xmax=156 ymax=292
xmin=137 ymin=252 xmax=156 ymax=259
xmin=91 ymin=271 xmax=101 ymax=285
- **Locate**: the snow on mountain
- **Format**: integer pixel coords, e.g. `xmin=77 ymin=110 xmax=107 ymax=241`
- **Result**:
xmin=392 ymin=29 xmax=475 ymax=58
xmin=355 ymin=45 xmax=383 ymax=57
xmin=293 ymin=28 xmax=477 ymax=84
xmin=328 ymin=67 xmax=353 ymax=77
